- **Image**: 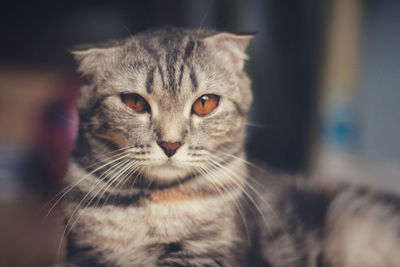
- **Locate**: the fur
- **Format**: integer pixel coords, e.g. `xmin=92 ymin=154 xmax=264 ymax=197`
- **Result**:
xmin=62 ymin=27 xmax=400 ymax=267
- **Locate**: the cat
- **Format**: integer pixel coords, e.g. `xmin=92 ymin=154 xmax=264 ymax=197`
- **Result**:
xmin=62 ymin=27 xmax=400 ymax=266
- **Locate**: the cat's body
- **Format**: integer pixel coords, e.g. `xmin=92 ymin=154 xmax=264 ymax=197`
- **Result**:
xmin=63 ymin=27 xmax=400 ymax=266
xmin=64 ymin=158 xmax=246 ymax=266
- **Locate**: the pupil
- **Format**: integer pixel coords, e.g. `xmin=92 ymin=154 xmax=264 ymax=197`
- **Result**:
xmin=201 ymin=96 xmax=208 ymax=107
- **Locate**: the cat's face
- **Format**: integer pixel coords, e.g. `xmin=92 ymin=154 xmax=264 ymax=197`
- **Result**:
xmin=73 ymin=28 xmax=253 ymax=186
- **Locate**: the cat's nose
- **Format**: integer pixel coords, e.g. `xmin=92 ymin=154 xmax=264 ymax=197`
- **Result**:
xmin=157 ymin=141 xmax=183 ymax=157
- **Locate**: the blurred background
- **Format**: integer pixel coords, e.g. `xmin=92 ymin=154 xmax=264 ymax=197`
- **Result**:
xmin=0 ymin=0 xmax=399 ymax=265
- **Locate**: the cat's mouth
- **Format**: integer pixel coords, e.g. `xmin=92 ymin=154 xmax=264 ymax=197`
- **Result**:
xmin=143 ymin=162 xmax=194 ymax=183
xmin=162 ymin=157 xmax=181 ymax=166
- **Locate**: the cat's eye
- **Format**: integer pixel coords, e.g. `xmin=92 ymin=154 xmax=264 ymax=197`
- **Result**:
xmin=120 ymin=93 xmax=150 ymax=113
xmin=192 ymin=94 xmax=220 ymax=116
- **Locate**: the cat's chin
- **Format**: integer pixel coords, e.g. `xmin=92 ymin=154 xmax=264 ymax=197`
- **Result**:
xmin=143 ymin=162 xmax=193 ymax=183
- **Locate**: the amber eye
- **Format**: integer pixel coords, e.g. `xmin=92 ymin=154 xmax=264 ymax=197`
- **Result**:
xmin=120 ymin=93 xmax=150 ymax=113
xmin=192 ymin=94 xmax=220 ymax=116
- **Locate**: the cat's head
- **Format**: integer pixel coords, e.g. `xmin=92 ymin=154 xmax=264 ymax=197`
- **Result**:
xmin=72 ymin=27 xmax=254 ymax=186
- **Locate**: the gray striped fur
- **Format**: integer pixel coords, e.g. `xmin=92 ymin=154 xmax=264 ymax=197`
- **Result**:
xmin=63 ymin=27 xmax=400 ymax=266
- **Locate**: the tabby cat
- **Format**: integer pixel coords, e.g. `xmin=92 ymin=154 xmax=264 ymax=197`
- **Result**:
xmin=62 ymin=27 xmax=400 ymax=266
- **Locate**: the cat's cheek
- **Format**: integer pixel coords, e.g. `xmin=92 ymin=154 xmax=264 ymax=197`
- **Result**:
xmin=111 ymin=115 xmax=152 ymax=143
xmin=191 ymin=114 xmax=204 ymax=126
xmin=105 ymin=130 xmax=132 ymax=148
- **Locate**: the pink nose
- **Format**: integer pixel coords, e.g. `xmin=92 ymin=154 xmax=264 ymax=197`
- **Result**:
xmin=157 ymin=141 xmax=182 ymax=157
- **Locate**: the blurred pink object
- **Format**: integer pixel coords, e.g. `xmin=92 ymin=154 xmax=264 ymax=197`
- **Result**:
xmin=35 ymin=77 xmax=79 ymax=197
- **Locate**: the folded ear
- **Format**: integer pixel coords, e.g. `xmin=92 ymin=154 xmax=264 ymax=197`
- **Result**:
xmin=71 ymin=48 xmax=108 ymax=81
xmin=71 ymin=43 xmax=123 ymax=81
xmin=203 ymin=32 xmax=255 ymax=73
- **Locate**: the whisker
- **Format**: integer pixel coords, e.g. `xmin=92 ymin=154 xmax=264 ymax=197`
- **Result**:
xmin=204 ymin=156 xmax=281 ymax=253
xmin=43 ymin=153 xmax=129 ymax=222
xmin=61 ymin=159 xmax=130 ymax=251
xmin=246 ymin=121 xmax=274 ymax=129
xmin=196 ymin=0 xmax=213 ymax=36
xmin=43 ymin=146 xmax=134 ymax=215
xmin=99 ymin=161 xmax=140 ymax=207
xmin=209 ymin=149 xmax=265 ymax=173
xmin=82 ymin=146 xmax=134 ymax=170
xmin=200 ymin=161 xmax=251 ymax=246
xmin=108 ymin=162 xmax=142 ymax=206
xmin=207 ymin=151 xmax=267 ymax=191
xmin=207 ymin=152 xmax=282 ymax=222
xmin=44 ymin=148 xmax=131 ymax=204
